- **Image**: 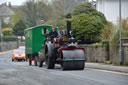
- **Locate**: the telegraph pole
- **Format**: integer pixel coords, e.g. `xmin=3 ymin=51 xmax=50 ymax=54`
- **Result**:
xmin=119 ymin=0 xmax=122 ymax=65
xmin=0 ymin=19 xmax=3 ymax=52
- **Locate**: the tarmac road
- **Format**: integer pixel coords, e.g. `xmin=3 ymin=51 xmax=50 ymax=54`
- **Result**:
xmin=0 ymin=51 xmax=128 ymax=85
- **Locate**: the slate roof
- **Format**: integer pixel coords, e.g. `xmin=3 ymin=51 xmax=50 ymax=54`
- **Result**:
xmin=0 ymin=5 xmax=13 ymax=17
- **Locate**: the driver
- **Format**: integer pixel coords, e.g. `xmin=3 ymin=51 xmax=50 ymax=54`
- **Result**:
xmin=49 ymin=26 xmax=58 ymax=38
xmin=49 ymin=26 xmax=58 ymax=44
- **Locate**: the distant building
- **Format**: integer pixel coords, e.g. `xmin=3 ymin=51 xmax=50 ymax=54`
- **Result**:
xmin=0 ymin=5 xmax=13 ymax=24
xmin=96 ymin=0 xmax=128 ymax=24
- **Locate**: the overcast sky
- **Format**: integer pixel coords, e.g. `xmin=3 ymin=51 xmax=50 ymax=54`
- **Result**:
xmin=0 ymin=0 xmax=96 ymax=5
xmin=0 ymin=0 xmax=27 ymax=5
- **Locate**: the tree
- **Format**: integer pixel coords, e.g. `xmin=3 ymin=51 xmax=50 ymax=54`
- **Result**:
xmin=73 ymin=2 xmax=107 ymax=25
xmin=71 ymin=2 xmax=108 ymax=44
xmin=8 ymin=2 xmax=12 ymax=8
xmin=13 ymin=19 xmax=26 ymax=36
xmin=72 ymin=13 xmax=104 ymax=44
xmin=50 ymin=0 xmax=84 ymax=18
xmin=21 ymin=0 xmax=49 ymax=27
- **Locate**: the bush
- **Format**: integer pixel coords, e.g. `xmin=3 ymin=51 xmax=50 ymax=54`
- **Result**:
xmin=92 ymin=43 xmax=102 ymax=48
xmin=101 ymin=40 xmax=110 ymax=47
xmin=72 ymin=2 xmax=108 ymax=44
xmin=72 ymin=13 xmax=104 ymax=44
xmin=2 ymin=36 xmax=17 ymax=41
xmin=110 ymin=28 xmax=128 ymax=50
xmin=2 ymin=28 xmax=13 ymax=36
xmin=102 ymin=22 xmax=113 ymax=40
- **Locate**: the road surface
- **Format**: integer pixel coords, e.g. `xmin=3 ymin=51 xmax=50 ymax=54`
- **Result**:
xmin=0 ymin=51 xmax=128 ymax=85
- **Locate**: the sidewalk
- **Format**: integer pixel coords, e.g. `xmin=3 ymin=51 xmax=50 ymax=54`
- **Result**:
xmin=0 ymin=50 xmax=13 ymax=55
xmin=85 ymin=63 xmax=128 ymax=73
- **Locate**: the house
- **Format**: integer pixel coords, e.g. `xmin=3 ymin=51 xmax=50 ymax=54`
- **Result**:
xmin=96 ymin=0 xmax=128 ymax=24
xmin=0 ymin=4 xmax=13 ymax=24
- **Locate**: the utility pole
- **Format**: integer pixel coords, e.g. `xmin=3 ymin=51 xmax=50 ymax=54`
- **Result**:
xmin=119 ymin=0 xmax=122 ymax=65
xmin=0 ymin=19 xmax=3 ymax=52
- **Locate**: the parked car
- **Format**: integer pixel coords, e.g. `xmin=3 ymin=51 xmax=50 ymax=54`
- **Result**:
xmin=19 ymin=46 xmax=25 ymax=51
xmin=12 ymin=49 xmax=26 ymax=61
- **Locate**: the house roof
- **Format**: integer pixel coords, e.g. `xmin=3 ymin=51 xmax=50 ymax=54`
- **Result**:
xmin=0 ymin=5 xmax=13 ymax=17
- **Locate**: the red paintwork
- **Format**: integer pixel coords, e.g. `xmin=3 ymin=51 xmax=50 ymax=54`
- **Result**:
xmin=34 ymin=56 xmax=36 ymax=65
xmin=29 ymin=56 xmax=31 ymax=65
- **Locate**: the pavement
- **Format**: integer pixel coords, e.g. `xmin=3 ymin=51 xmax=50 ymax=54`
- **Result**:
xmin=0 ymin=50 xmax=13 ymax=55
xmin=85 ymin=63 xmax=128 ymax=73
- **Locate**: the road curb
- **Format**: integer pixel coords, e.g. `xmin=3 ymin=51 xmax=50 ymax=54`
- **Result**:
xmin=0 ymin=50 xmax=13 ymax=55
xmin=85 ymin=63 xmax=128 ymax=73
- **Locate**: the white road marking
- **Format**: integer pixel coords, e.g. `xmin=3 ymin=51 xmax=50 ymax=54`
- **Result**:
xmin=86 ymin=68 xmax=128 ymax=75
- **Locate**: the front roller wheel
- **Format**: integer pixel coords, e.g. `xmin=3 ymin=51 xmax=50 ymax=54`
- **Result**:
xmin=62 ymin=61 xmax=85 ymax=70
xmin=61 ymin=49 xmax=85 ymax=70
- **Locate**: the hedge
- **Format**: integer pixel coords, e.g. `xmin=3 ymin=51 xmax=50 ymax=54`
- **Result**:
xmin=2 ymin=36 xmax=18 ymax=41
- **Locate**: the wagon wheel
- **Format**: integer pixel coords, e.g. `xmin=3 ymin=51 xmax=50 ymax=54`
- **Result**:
xmin=34 ymin=56 xmax=37 ymax=66
xmin=29 ymin=55 xmax=32 ymax=66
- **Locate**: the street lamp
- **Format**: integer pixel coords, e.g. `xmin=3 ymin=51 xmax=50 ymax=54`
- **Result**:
xmin=119 ymin=0 xmax=122 ymax=65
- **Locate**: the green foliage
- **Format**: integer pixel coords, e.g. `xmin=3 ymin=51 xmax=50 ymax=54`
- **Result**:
xmin=104 ymin=61 xmax=112 ymax=64
xmin=71 ymin=2 xmax=108 ymax=44
xmin=110 ymin=28 xmax=120 ymax=50
xmin=73 ymin=2 xmax=107 ymax=25
xmin=2 ymin=21 xmax=12 ymax=28
xmin=122 ymin=18 xmax=128 ymax=30
xmin=92 ymin=43 xmax=102 ymax=48
xmin=21 ymin=0 xmax=49 ymax=27
xmin=13 ymin=19 xmax=26 ymax=36
xmin=110 ymin=28 xmax=128 ymax=50
xmin=12 ymin=9 xmax=23 ymax=27
xmin=2 ymin=28 xmax=13 ymax=36
xmin=102 ymin=22 xmax=113 ymax=40
xmin=123 ymin=62 xmax=128 ymax=66
xmin=101 ymin=40 xmax=110 ymax=47
xmin=2 ymin=36 xmax=17 ymax=41
xmin=8 ymin=2 xmax=12 ymax=8
xmin=72 ymin=13 xmax=104 ymax=44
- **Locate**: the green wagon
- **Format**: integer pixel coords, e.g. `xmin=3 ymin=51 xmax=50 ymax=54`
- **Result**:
xmin=24 ymin=25 xmax=58 ymax=66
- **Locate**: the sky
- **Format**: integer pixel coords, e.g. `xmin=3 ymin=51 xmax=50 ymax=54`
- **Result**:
xmin=0 ymin=0 xmax=27 ymax=5
xmin=0 ymin=0 xmax=96 ymax=6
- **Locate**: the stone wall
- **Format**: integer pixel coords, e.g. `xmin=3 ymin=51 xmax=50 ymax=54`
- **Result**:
xmin=123 ymin=44 xmax=128 ymax=64
xmin=80 ymin=45 xmax=107 ymax=63
xmin=80 ymin=44 xmax=128 ymax=65
xmin=0 ymin=41 xmax=25 ymax=52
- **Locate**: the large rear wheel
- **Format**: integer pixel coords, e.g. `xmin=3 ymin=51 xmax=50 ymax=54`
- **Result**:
xmin=45 ymin=44 xmax=55 ymax=69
